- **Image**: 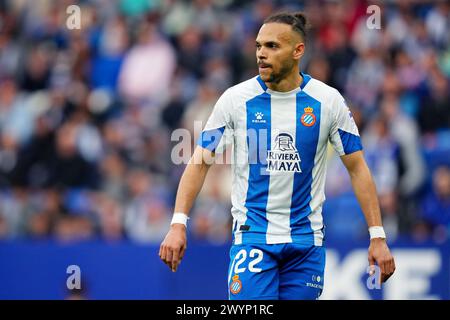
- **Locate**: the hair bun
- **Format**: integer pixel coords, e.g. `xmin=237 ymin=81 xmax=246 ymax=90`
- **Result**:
xmin=263 ymin=11 xmax=308 ymax=39
xmin=293 ymin=12 xmax=307 ymax=28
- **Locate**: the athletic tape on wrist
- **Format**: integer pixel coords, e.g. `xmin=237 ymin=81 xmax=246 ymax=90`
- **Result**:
xmin=171 ymin=213 xmax=189 ymax=226
xmin=369 ymin=226 xmax=386 ymax=239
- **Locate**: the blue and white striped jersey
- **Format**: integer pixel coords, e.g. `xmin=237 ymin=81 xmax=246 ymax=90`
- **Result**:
xmin=197 ymin=73 xmax=362 ymax=246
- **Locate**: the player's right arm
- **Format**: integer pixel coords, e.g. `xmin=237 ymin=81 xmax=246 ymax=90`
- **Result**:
xmin=160 ymin=88 xmax=234 ymax=272
xmin=159 ymin=146 xmax=215 ymax=272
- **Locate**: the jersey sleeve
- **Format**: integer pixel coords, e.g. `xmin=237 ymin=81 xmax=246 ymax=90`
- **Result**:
xmin=197 ymin=89 xmax=234 ymax=154
xmin=328 ymin=91 xmax=363 ymax=156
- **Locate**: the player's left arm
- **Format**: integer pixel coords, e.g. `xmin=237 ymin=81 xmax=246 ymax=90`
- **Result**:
xmin=340 ymin=150 xmax=396 ymax=283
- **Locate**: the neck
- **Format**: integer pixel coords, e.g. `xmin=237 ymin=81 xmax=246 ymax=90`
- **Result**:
xmin=265 ymin=68 xmax=303 ymax=92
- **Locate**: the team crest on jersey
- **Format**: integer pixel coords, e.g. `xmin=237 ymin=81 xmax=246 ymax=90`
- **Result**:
xmin=300 ymin=106 xmax=316 ymax=127
xmin=266 ymin=133 xmax=302 ymax=173
xmin=230 ymin=275 xmax=242 ymax=294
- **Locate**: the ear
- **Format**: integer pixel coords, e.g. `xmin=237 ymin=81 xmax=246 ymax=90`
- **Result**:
xmin=293 ymin=42 xmax=305 ymax=60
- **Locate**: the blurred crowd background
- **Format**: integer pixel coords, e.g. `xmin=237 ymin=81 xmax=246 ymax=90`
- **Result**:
xmin=0 ymin=0 xmax=448 ymax=245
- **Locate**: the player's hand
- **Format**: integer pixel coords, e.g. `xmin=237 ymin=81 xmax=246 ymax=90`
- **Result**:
xmin=368 ymin=238 xmax=396 ymax=284
xmin=159 ymin=224 xmax=187 ymax=272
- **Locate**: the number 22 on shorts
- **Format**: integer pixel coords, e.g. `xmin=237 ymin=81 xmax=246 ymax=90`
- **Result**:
xmin=233 ymin=249 xmax=263 ymax=273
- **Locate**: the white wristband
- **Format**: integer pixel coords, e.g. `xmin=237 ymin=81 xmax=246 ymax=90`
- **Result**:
xmin=171 ymin=213 xmax=189 ymax=227
xmin=369 ymin=226 xmax=386 ymax=239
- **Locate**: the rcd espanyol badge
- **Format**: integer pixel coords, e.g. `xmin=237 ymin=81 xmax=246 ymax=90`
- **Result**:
xmin=300 ymin=106 xmax=316 ymax=127
xmin=230 ymin=275 xmax=242 ymax=294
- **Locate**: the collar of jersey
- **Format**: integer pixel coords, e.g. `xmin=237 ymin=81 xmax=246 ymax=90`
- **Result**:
xmin=256 ymin=72 xmax=311 ymax=94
